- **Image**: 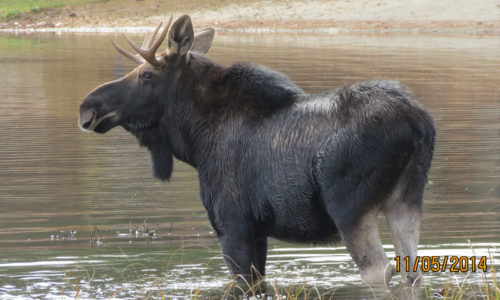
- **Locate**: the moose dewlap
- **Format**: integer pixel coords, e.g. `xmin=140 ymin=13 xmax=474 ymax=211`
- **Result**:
xmin=79 ymin=15 xmax=435 ymax=286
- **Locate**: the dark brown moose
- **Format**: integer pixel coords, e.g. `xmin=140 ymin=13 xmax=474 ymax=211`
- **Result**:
xmin=79 ymin=15 xmax=435 ymax=286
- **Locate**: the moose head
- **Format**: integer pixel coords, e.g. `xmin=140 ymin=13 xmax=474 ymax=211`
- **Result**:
xmin=78 ymin=15 xmax=215 ymax=181
xmin=78 ymin=15 xmax=214 ymax=135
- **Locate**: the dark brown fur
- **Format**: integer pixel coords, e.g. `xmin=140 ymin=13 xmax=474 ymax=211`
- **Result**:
xmin=79 ymin=15 xmax=435 ymax=285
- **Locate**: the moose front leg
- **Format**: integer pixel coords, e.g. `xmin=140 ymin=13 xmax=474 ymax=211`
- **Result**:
xmin=218 ymin=227 xmax=264 ymax=283
xmin=254 ymin=236 xmax=268 ymax=276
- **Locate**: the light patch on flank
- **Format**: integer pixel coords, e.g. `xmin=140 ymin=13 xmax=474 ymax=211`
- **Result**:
xmin=294 ymin=96 xmax=336 ymax=114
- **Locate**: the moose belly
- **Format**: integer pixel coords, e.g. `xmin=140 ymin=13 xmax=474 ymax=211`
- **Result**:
xmin=265 ymin=194 xmax=340 ymax=244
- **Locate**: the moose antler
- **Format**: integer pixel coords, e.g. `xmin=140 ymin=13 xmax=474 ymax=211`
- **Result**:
xmin=112 ymin=16 xmax=172 ymax=66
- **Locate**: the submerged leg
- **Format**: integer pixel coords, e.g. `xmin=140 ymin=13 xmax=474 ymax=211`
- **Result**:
xmin=254 ymin=236 xmax=268 ymax=276
xmin=317 ymin=164 xmax=395 ymax=285
xmin=384 ymin=161 xmax=426 ymax=284
xmin=218 ymin=228 xmax=265 ymax=284
xmin=385 ymin=202 xmax=421 ymax=284
xmin=334 ymin=209 xmax=394 ymax=286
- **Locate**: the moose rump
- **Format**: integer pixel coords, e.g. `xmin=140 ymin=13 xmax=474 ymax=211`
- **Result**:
xmin=78 ymin=15 xmax=435 ymax=287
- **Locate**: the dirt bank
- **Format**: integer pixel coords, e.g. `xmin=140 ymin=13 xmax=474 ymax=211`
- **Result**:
xmin=1 ymin=0 xmax=500 ymax=33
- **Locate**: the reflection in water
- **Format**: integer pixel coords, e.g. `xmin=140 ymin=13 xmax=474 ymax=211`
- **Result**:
xmin=0 ymin=32 xmax=498 ymax=298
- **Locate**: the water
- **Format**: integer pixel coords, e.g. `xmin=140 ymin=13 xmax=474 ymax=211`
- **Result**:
xmin=0 ymin=32 xmax=498 ymax=299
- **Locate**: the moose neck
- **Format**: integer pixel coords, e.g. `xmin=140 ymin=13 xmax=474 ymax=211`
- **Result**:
xmin=160 ymin=53 xmax=226 ymax=169
xmin=148 ymin=51 xmax=303 ymax=178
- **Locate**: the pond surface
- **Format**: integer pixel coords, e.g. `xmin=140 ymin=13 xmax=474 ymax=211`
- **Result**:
xmin=0 ymin=31 xmax=499 ymax=299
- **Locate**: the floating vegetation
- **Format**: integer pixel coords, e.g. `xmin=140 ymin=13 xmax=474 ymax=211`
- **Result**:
xmin=89 ymin=225 xmax=103 ymax=247
xmin=50 ymin=229 xmax=77 ymax=241
xmin=116 ymin=219 xmax=159 ymax=239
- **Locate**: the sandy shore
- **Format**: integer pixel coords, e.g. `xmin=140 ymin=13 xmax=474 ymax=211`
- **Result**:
xmin=1 ymin=0 xmax=499 ymax=34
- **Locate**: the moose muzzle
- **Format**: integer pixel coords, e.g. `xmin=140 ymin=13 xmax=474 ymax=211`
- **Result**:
xmin=78 ymin=107 xmax=118 ymax=132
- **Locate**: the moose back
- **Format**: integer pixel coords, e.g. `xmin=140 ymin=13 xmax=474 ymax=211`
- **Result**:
xmin=78 ymin=15 xmax=435 ymax=285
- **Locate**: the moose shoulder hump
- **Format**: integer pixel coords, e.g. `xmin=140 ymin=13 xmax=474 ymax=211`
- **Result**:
xmin=208 ymin=62 xmax=304 ymax=114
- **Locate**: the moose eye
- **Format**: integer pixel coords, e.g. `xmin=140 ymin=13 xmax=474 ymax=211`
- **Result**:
xmin=142 ymin=72 xmax=154 ymax=81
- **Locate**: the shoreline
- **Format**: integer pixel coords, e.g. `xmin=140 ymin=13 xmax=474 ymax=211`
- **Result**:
xmin=1 ymin=0 xmax=499 ymax=35
xmin=1 ymin=24 xmax=499 ymax=35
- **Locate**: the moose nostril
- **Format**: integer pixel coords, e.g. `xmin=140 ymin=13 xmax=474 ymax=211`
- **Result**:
xmin=81 ymin=118 xmax=92 ymax=129
xmin=79 ymin=110 xmax=96 ymax=131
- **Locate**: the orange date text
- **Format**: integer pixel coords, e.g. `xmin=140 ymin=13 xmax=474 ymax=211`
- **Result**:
xmin=394 ymin=256 xmax=488 ymax=273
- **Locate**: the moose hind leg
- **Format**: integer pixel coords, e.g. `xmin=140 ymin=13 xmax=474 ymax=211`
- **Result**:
xmin=384 ymin=161 xmax=425 ymax=284
xmin=335 ymin=209 xmax=394 ymax=286
xmin=318 ymin=170 xmax=394 ymax=285
xmin=317 ymin=169 xmax=394 ymax=285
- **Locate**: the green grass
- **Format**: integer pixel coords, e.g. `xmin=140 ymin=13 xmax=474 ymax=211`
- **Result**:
xmin=1 ymin=0 xmax=64 ymax=19
xmin=0 ymin=0 xmax=105 ymax=19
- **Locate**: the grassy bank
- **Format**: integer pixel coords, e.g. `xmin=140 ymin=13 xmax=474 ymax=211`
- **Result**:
xmin=0 ymin=0 xmax=252 ymax=21
xmin=1 ymin=0 xmax=499 ymax=33
xmin=0 ymin=0 xmax=104 ymax=19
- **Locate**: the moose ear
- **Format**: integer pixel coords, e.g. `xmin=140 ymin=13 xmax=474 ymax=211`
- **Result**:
xmin=167 ymin=15 xmax=194 ymax=57
xmin=191 ymin=28 xmax=215 ymax=54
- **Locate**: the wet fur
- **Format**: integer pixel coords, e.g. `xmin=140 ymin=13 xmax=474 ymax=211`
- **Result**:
xmin=84 ymin=48 xmax=435 ymax=283
xmin=136 ymin=53 xmax=435 ymax=281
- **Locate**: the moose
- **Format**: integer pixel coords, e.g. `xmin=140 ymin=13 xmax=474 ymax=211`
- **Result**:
xmin=79 ymin=15 xmax=435 ymax=286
